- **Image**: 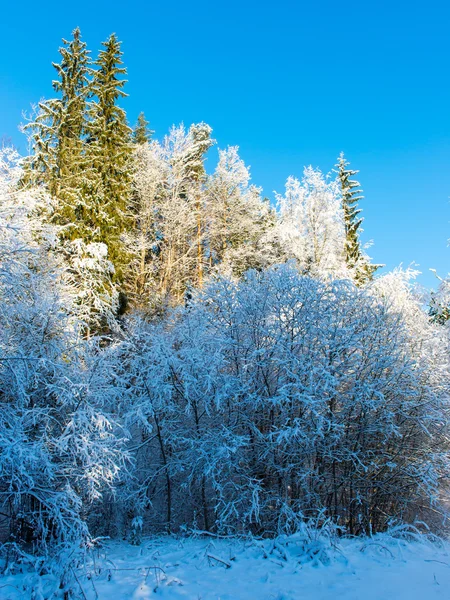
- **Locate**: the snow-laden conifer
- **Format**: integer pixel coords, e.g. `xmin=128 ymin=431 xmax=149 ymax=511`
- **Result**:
xmin=85 ymin=33 xmax=134 ymax=282
xmin=337 ymin=153 xmax=381 ymax=284
xmin=23 ymin=28 xmax=90 ymax=208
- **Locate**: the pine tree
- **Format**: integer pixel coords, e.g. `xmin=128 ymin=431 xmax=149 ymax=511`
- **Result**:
xmin=23 ymin=27 xmax=90 ymax=205
xmin=51 ymin=28 xmax=90 ymax=196
xmin=430 ymin=294 xmax=450 ymax=324
xmin=133 ymin=112 xmax=153 ymax=144
xmin=85 ymin=33 xmax=134 ymax=282
xmin=337 ymin=153 xmax=380 ymax=284
xmin=429 ymin=272 xmax=450 ymax=324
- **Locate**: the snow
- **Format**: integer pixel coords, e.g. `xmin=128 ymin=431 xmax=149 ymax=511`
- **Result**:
xmin=2 ymin=533 xmax=450 ymax=599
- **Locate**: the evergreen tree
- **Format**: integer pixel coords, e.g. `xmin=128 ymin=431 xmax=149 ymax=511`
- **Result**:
xmin=430 ymin=295 xmax=450 ymax=324
xmin=23 ymin=27 xmax=90 ymax=205
xmin=51 ymin=28 xmax=90 ymax=196
xmin=337 ymin=153 xmax=380 ymax=284
xmin=429 ymin=273 xmax=450 ymax=324
xmin=133 ymin=112 xmax=153 ymax=144
xmin=85 ymin=33 xmax=134 ymax=281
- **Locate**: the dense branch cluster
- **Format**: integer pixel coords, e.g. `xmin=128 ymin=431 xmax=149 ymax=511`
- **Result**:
xmin=113 ymin=268 xmax=448 ymax=538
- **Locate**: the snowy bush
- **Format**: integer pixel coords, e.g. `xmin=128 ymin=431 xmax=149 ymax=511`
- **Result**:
xmin=117 ymin=265 xmax=449 ymax=536
xmin=0 ymin=154 xmax=126 ymax=588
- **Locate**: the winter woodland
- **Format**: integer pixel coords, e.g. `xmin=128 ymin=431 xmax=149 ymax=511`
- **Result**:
xmin=0 ymin=28 xmax=449 ymax=598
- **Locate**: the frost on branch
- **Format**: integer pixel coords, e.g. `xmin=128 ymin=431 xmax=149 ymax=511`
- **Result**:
xmin=274 ymin=167 xmax=347 ymax=277
xmin=0 ymin=152 xmax=126 ymax=585
xmin=117 ymin=265 xmax=449 ymax=536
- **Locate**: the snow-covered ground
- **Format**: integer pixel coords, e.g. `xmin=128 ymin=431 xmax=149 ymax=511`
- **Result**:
xmin=2 ymin=532 xmax=450 ymax=599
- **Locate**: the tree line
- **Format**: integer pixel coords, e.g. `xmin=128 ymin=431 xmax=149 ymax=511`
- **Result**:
xmin=22 ymin=28 xmax=385 ymax=325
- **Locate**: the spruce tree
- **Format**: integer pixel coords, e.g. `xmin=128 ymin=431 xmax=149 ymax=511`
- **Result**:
xmin=337 ymin=153 xmax=380 ymax=284
xmin=429 ymin=274 xmax=450 ymax=324
xmin=23 ymin=27 xmax=90 ymax=205
xmin=133 ymin=112 xmax=153 ymax=144
xmin=85 ymin=33 xmax=133 ymax=281
xmin=430 ymin=295 xmax=450 ymax=324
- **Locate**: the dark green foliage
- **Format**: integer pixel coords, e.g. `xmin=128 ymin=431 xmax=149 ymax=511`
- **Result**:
xmin=23 ymin=27 xmax=90 ymax=204
xmin=133 ymin=112 xmax=153 ymax=144
xmin=337 ymin=153 xmax=381 ymax=284
xmin=83 ymin=33 xmax=134 ymax=281
xmin=429 ymin=291 xmax=450 ymax=324
xmin=23 ymin=29 xmax=136 ymax=297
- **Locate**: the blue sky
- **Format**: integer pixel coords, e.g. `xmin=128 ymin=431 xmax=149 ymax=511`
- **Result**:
xmin=1 ymin=0 xmax=449 ymax=288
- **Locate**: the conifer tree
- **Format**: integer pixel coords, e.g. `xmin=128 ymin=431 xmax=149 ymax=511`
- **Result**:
xmin=23 ymin=27 xmax=90 ymax=205
xmin=429 ymin=273 xmax=450 ymax=324
xmin=85 ymin=33 xmax=134 ymax=281
xmin=337 ymin=153 xmax=380 ymax=284
xmin=133 ymin=112 xmax=153 ymax=144
xmin=430 ymin=295 xmax=450 ymax=324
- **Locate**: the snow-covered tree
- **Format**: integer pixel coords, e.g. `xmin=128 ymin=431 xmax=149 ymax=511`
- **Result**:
xmin=127 ymin=139 xmax=167 ymax=306
xmin=0 ymin=150 xmax=126 ymax=588
xmin=128 ymin=123 xmax=214 ymax=308
xmin=65 ymin=239 xmax=121 ymax=335
xmin=274 ymin=167 xmax=347 ymax=276
xmin=206 ymin=146 xmax=277 ymax=276
xmin=85 ymin=33 xmax=134 ymax=282
xmin=337 ymin=153 xmax=381 ymax=284
xmin=429 ymin=268 xmax=450 ymax=325
xmin=176 ymin=122 xmax=214 ymax=288
xmin=23 ymin=28 xmax=90 ymax=204
xmin=113 ymin=317 xmax=180 ymax=532
xmin=117 ymin=264 xmax=448 ymax=535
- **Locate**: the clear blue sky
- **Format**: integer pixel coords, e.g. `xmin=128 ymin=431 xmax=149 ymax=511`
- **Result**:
xmin=1 ymin=0 xmax=449 ymax=288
